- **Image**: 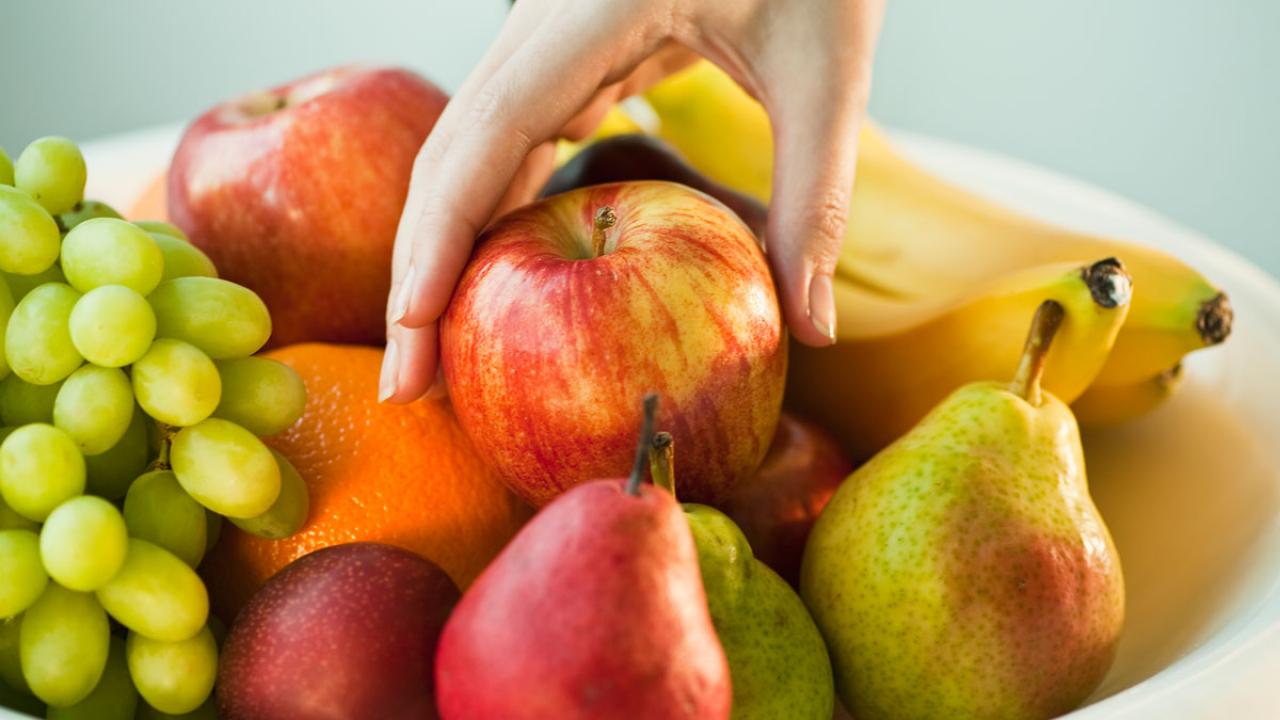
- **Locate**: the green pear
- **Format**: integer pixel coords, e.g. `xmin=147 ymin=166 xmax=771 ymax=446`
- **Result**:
xmin=651 ymin=434 xmax=834 ymax=720
xmin=801 ymin=301 xmax=1125 ymax=720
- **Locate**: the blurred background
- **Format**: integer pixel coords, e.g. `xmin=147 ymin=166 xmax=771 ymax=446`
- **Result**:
xmin=1 ymin=0 xmax=1276 ymax=274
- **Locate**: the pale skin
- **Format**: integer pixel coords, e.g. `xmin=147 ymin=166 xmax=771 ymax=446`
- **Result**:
xmin=381 ymin=0 xmax=886 ymax=402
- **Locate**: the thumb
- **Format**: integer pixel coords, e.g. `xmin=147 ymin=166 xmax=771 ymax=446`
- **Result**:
xmin=764 ymin=77 xmax=868 ymax=346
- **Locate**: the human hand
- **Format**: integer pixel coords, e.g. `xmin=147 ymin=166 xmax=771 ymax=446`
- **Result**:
xmin=381 ymin=0 xmax=885 ymax=402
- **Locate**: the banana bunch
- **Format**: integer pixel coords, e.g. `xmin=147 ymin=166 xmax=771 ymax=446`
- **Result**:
xmin=641 ymin=61 xmax=1232 ymax=452
xmin=790 ymin=258 xmax=1133 ymax=460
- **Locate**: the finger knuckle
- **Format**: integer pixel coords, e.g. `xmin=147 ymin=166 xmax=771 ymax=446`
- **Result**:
xmin=464 ymin=81 xmax=532 ymax=149
xmin=807 ymin=189 xmax=851 ymax=245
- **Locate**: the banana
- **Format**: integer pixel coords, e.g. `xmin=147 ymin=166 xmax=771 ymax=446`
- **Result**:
xmin=643 ymin=65 xmax=774 ymax=201
xmin=837 ymin=127 xmax=1231 ymax=385
xmin=788 ymin=258 xmax=1132 ymax=460
xmin=643 ymin=61 xmax=1232 ymax=401
xmin=1071 ymin=364 xmax=1184 ymax=428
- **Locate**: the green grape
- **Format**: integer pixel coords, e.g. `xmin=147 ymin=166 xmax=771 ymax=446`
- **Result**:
xmin=122 ymin=471 xmax=207 ymax=568
xmin=0 ymin=494 xmax=40 ymax=531
xmin=0 ymin=276 xmax=12 ymax=381
xmin=149 ymin=278 xmax=271 ymax=359
xmin=84 ymin=410 xmax=150 ymax=500
xmin=0 ymin=617 xmax=43 ymax=716
xmin=133 ymin=221 xmax=187 ymax=240
xmin=39 ymin=497 xmax=128 ymax=592
xmin=19 ymin=584 xmax=110 ymax=708
xmin=0 ymin=147 xmax=12 ymax=186
xmin=60 ymin=219 xmax=164 ymax=295
xmin=2 ymin=264 xmax=66 ymax=302
xmin=14 ymin=137 xmax=86 ymax=215
xmin=54 ymin=366 xmax=135 ymax=455
xmin=136 ymin=697 xmax=216 ymax=719
xmin=230 ymin=450 xmax=309 ymax=539
xmin=0 ymin=185 xmax=61 ymax=275
xmin=131 ymin=340 xmax=221 ymax=428
xmin=0 ymin=375 xmax=61 ymax=425
xmin=205 ymin=615 xmax=227 ymax=649
xmin=68 ymin=285 xmax=156 ymax=368
xmin=213 ymin=357 xmax=307 ymax=436
xmin=0 ymin=424 xmax=85 ymax=522
xmin=149 ymin=234 xmax=217 ymax=282
xmin=56 ymin=200 xmax=123 ymax=233
xmin=0 ymin=615 xmax=28 ymax=693
xmin=45 ymin=635 xmax=136 ymax=720
xmin=95 ymin=539 xmax=207 ymax=643
xmin=125 ymin=627 xmax=215 ymax=715
xmin=6 ymin=283 xmax=83 ymax=386
xmin=204 ymin=513 xmax=221 ymax=553
xmin=171 ymin=418 xmax=280 ymax=518
xmin=0 ymin=530 xmax=47 ymax=618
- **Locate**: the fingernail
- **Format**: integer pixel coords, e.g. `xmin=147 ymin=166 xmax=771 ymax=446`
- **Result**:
xmin=807 ymin=273 xmax=837 ymax=343
xmin=391 ymin=264 xmax=417 ymax=325
xmin=378 ymin=338 xmax=399 ymax=402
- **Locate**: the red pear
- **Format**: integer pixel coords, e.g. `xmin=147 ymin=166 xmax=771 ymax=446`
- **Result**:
xmin=435 ymin=397 xmax=731 ymax=720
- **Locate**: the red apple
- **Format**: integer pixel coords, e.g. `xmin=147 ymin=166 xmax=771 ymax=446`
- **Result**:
xmin=167 ymin=65 xmax=447 ymax=347
xmin=441 ymin=180 xmax=787 ymax=506
xmin=720 ymin=412 xmax=854 ymax=587
xmin=216 ymin=542 xmax=459 ymax=720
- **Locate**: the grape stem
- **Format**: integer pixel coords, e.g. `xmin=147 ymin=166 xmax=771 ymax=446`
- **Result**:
xmin=148 ymin=421 xmax=175 ymax=471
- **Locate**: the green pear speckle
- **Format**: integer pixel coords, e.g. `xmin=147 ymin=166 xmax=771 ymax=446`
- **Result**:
xmin=685 ymin=503 xmax=834 ymax=720
xmin=802 ymin=379 xmax=1124 ymax=720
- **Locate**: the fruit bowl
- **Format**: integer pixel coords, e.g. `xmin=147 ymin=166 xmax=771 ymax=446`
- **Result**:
xmin=3 ymin=124 xmax=1272 ymax=719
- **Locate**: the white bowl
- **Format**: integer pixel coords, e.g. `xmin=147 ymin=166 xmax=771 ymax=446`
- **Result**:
xmin=3 ymin=127 xmax=1277 ymax=719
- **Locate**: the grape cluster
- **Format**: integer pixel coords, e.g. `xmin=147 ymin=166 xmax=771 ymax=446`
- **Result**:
xmin=0 ymin=137 xmax=309 ymax=716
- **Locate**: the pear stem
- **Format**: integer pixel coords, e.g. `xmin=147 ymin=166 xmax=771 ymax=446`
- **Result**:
xmin=648 ymin=432 xmax=676 ymax=498
xmin=1009 ymin=300 xmax=1066 ymax=405
xmin=624 ymin=393 xmax=660 ymax=496
xmin=591 ymin=206 xmax=617 ymax=257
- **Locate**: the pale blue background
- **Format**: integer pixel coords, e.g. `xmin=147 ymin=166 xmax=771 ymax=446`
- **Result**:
xmin=2 ymin=1 xmax=1276 ymax=275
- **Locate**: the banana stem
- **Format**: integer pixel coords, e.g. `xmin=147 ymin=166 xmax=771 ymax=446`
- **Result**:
xmin=1010 ymin=300 xmax=1066 ymax=405
xmin=648 ymin=432 xmax=675 ymax=498
xmin=591 ymin=206 xmax=617 ymax=257
xmin=1197 ymin=292 xmax=1233 ymax=346
xmin=625 ymin=393 xmax=659 ymax=496
xmin=1081 ymin=258 xmax=1132 ymax=309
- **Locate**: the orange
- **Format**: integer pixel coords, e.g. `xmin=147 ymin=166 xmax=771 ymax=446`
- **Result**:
xmin=200 ymin=343 xmax=532 ymax=620
xmin=129 ymin=169 xmax=168 ymax=221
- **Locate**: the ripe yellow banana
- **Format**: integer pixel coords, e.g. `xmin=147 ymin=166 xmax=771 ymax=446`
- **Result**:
xmin=788 ymin=258 xmax=1132 ymax=460
xmin=643 ymin=61 xmax=1231 ymax=406
xmin=1071 ymin=364 xmax=1184 ymax=428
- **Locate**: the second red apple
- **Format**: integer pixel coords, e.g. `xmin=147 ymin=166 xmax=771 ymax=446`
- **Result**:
xmin=168 ymin=65 xmax=447 ymax=347
xmin=441 ymin=181 xmax=787 ymax=506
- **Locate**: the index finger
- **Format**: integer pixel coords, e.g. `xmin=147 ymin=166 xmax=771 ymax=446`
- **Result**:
xmin=391 ymin=22 xmax=625 ymax=331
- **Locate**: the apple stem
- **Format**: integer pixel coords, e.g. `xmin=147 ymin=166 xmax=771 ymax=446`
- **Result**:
xmin=1009 ymin=300 xmax=1065 ymax=405
xmin=592 ymin=206 xmax=617 ymax=257
xmin=648 ymin=432 xmax=676 ymax=498
xmin=147 ymin=421 xmax=174 ymax=472
xmin=625 ymin=393 xmax=660 ymax=496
